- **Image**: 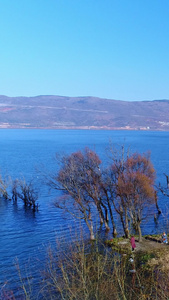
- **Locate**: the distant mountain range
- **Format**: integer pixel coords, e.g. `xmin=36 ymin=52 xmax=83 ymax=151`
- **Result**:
xmin=0 ymin=95 xmax=169 ymax=130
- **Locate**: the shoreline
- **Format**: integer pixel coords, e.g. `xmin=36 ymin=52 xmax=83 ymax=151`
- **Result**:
xmin=0 ymin=126 xmax=168 ymax=131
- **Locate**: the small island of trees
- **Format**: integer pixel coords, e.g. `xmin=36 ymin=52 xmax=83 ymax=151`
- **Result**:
xmin=47 ymin=147 xmax=157 ymax=242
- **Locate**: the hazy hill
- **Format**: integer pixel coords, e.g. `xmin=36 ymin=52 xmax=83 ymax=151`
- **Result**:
xmin=0 ymin=95 xmax=169 ymax=130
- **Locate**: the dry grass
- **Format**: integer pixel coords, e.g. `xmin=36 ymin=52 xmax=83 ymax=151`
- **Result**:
xmin=2 ymin=236 xmax=169 ymax=299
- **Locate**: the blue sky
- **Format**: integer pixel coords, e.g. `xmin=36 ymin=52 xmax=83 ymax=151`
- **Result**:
xmin=0 ymin=0 xmax=169 ymax=101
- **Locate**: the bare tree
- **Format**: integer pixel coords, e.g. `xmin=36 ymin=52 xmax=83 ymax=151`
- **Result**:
xmin=47 ymin=146 xmax=157 ymax=241
xmin=47 ymin=149 xmax=96 ymax=239
xmin=157 ymin=173 xmax=169 ymax=216
xmin=47 ymin=148 xmax=113 ymax=239
xmin=11 ymin=179 xmax=18 ymax=202
xmin=117 ymin=152 xmax=156 ymax=241
xmin=0 ymin=175 xmax=9 ymax=200
xmin=101 ymin=146 xmax=128 ymax=238
xmin=158 ymin=173 xmax=169 ymax=198
xmin=11 ymin=178 xmax=39 ymax=211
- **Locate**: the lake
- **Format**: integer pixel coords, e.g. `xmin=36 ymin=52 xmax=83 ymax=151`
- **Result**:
xmin=0 ymin=129 xmax=169 ymax=297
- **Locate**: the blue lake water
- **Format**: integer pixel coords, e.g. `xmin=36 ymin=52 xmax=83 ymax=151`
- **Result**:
xmin=0 ymin=129 xmax=169 ymax=297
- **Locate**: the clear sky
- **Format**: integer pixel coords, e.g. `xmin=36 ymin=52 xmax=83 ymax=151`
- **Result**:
xmin=0 ymin=0 xmax=169 ymax=101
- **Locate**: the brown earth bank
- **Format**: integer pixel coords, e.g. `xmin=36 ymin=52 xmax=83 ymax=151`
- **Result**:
xmin=107 ymin=235 xmax=169 ymax=271
xmin=132 ymin=237 xmax=166 ymax=252
xmin=109 ymin=236 xmax=166 ymax=252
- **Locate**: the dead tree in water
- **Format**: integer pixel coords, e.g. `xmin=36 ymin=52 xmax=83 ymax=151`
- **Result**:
xmin=11 ymin=179 xmax=39 ymax=211
xmin=12 ymin=179 xmax=18 ymax=202
xmin=154 ymin=191 xmax=161 ymax=215
xmin=164 ymin=173 xmax=169 ymax=189
xmin=157 ymin=173 xmax=169 ymax=213
xmin=0 ymin=175 xmax=9 ymax=200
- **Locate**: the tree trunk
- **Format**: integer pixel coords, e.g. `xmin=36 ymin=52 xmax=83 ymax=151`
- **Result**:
xmin=137 ymin=222 xmax=142 ymax=242
xmin=154 ymin=191 xmax=161 ymax=214
xmin=86 ymin=219 xmax=95 ymax=240
xmin=107 ymin=200 xmax=117 ymax=237
xmin=101 ymin=201 xmax=109 ymax=222
xmin=89 ymin=221 xmax=95 ymax=240
xmin=119 ymin=212 xmax=129 ymax=238
xmin=98 ymin=211 xmax=104 ymax=224
xmin=113 ymin=227 xmax=117 ymax=237
xmin=124 ymin=209 xmax=129 ymax=238
xmin=85 ymin=211 xmax=95 ymax=240
xmin=97 ymin=202 xmax=110 ymax=231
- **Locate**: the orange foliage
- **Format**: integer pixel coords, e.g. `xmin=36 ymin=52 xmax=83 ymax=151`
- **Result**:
xmin=117 ymin=153 xmax=155 ymax=203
